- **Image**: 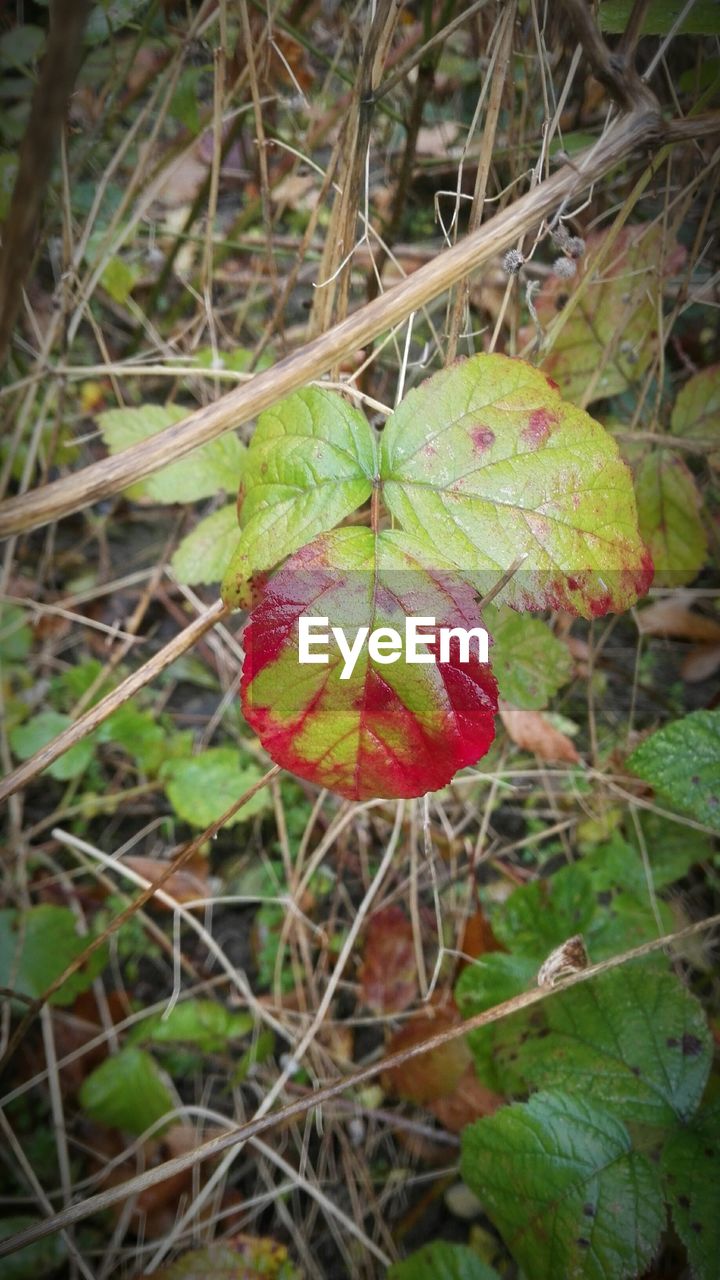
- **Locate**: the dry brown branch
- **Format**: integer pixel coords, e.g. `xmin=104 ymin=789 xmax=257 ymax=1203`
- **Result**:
xmin=0 ymin=0 xmax=90 ymax=366
xmin=0 ymin=599 xmax=228 ymax=805
xmin=1 ymin=909 xmax=717 ymax=1260
xmin=559 ymin=0 xmax=656 ymax=110
xmin=0 ymin=104 xmax=684 ymax=542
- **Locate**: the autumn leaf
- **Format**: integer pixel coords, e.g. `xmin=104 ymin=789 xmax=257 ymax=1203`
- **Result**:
xmin=359 ymin=906 xmax=418 ymax=1014
xmin=382 ymin=1002 xmax=472 ymax=1105
xmin=379 ymin=353 xmax=651 ymax=617
xmin=498 ymin=701 xmax=580 ymax=764
xmin=241 ymin=527 xmax=498 ymax=801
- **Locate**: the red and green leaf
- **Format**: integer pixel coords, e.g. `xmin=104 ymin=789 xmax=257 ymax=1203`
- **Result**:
xmin=240 ymin=527 xmax=498 ymax=800
xmin=379 ymin=354 xmax=651 ymax=617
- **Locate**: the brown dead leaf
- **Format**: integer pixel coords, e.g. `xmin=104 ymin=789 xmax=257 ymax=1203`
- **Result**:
xmin=636 ymin=597 xmax=720 ymax=643
xmin=122 ymin=856 xmax=209 ymax=906
xmin=382 ymin=1000 xmax=471 ymax=1105
xmin=429 ymin=1064 xmax=504 ymax=1133
xmin=458 ymin=907 xmax=505 ymax=966
xmin=680 ymin=643 xmax=720 ymax=683
xmin=499 ymin=701 xmax=580 ymax=764
xmin=359 ymin=906 xmax=417 ymax=1014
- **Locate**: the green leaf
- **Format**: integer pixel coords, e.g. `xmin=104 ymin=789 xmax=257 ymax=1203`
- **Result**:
xmin=132 ymin=999 xmax=254 ymax=1053
xmin=671 ymin=363 xmax=720 ymax=469
xmin=0 ymin=603 xmax=32 ymax=661
xmin=97 ymin=405 xmax=245 ymax=503
xmin=388 ymin=1241 xmax=502 ymax=1280
xmin=379 ymin=353 xmax=651 ymax=618
xmin=530 ymin=225 xmax=683 ymax=403
xmin=662 ymin=1101 xmax=720 ymax=1280
xmin=499 ymin=961 xmax=711 ymax=1127
xmin=240 ymin=527 xmax=498 ymax=801
xmin=9 ymin=711 xmax=95 ymax=781
xmin=101 ymin=255 xmax=140 ymax=303
xmin=600 ymin=1 xmax=720 ymax=34
xmin=585 ymin=825 xmax=710 ymax=895
xmin=634 ymin=454 xmax=707 ymax=586
xmin=85 ymin=0 xmax=148 ymax=44
xmin=628 ymin=709 xmax=720 ymax=832
xmin=99 ymin=703 xmax=168 ymax=774
xmin=634 ymin=814 xmax=713 ymax=888
xmin=455 ymin=952 xmax=538 ymax=1090
xmin=456 ymin=953 xmax=537 ymax=1016
xmin=171 ymin=504 xmax=239 ymax=585
xmin=0 ymin=1216 xmax=67 ymax=1280
xmin=162 ymin=748 xmax=269 ymax=829
xmin=461 ymin=1091 xmax=665 ymax=1280
xmin=78 ymin=1047 xmax=174 ymax=1134
xmin=0 ymin=25 xmax=45 ymax=68
xmin=484 ymin=606 xmax=572 ymax=709
xmin=221 ymin=388 xmax=376 ymax=609
xmin=0 ymin=905 xmax=107 ymax=1007
xmin=488 ymin=863 xmax=596 ymax=959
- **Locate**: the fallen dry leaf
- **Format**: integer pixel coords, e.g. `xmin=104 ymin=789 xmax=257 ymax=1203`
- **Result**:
xmin=680 ymin=643 xmax=720 ymax=683
xmin=635 ymin=596 xmax=720 ymax=642
xmin=122 ymin=856 xmax=209 ymax=906
xmin=458 ymin=907 xmax=505 ymax=966
xmin=499 ymin=701 xmax=580 ymax=764
xmin=429 ymin=1064 xmax=504 ymax=1133
xmin=359 ymin=906 xmax=417 ymax=1014
xmin=382 ymin=1001 xmax=471 ymax=1105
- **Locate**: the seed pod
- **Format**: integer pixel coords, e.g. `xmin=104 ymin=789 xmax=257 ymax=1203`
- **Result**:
xmin=551 ymin=256 xmax=577 ymax=279
xmin=502 ymin=248 xmax=525 ymax=276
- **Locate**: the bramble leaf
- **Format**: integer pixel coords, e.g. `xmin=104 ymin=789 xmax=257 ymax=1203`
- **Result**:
xmin=634 ymin=454 xmax=707 ymax=586
xmin=498 ymin=961 xmax=711 ymax=1127
xmin=222 ymin=388 xmax=376 ymax=608
xmin=131 ymin=999 xmax=254 ymax=1053
xmin=379 ymin=353 xmax=651 ymax=617
xmin=628 ymin=709 xmax=720 ymax=832
xmin=461 ymin=1091 xmax=665 ymax=1280
xmin=484 ymin=606 xmax=572 ymax=709
xmin=171 ymin=503 xmax=239 ymax=585
xmin=662 ymin=1100 xmax=720 ymax=1280
xmin=0 ymin=905 xmax=107 ymax=1007
xmin=79 ymin=1047 xmax=174 ymax=1135
xmin=9 ymin=711 xmax=95 ymax=781
xmin=241 ymin=527 xmax=497 ymax=800
xmin=98 ymin=404 xmax=245 ymax=502
xmin=388 ymin=1241 xmax=502 ymax=1280
xmin=488 ymin=863 xmax=595 ymax=959
xmin=162 ymin=748 xmax=269 ymax=828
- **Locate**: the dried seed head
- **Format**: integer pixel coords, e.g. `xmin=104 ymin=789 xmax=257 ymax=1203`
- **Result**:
xmin=552 ymin=255 xmax=577 ymax=279
xmin=502 ymin=248 xmax=525 ymax=276
xmin=566 ymin=235 xmax=586 ymax=258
